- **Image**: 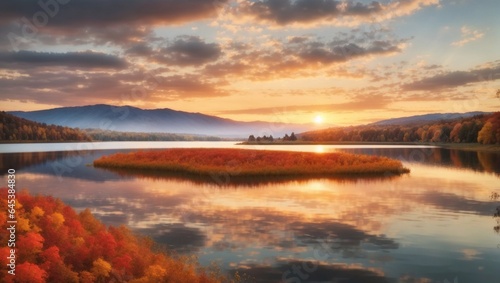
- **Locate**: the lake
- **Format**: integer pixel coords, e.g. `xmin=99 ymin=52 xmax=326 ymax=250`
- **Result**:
xmin=1 ymin=142 xmax=499 ymax=282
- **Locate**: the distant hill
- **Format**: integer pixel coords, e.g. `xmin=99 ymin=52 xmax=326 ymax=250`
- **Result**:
xmin=0 ymin=111 xmax=91 ymax=142
xmin=371 ymin=112 xmax=489 ymax=126
xmin=9 ymin=104 xmax=311 ymax=138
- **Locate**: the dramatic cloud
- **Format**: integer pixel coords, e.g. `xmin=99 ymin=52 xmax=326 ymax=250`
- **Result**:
xmin=0 ymin=0 xmax=228 ymax=26
xmin=0 ymin=50 xmax=127 ymax=69
xmin=156 ymin=36 xmax=222 ymax=66
xmin=204 ymin=32 xmax=406 ymax=81
xmin=0 ymin=0 xmax=229 ymax=48
xmin=402 ymin=63 xmax=500 ymax=91
xmin=236 ymin=0 xmax=440 ymax=26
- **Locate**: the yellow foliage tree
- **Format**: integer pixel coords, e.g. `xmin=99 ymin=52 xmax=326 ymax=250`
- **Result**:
xmin=31 ymin=206 xmax=45 ymax=218
xmin=478 ymin=121 xmax=493 ymax=144
xmin=50 ymin=212 xmax=65 ymax=228
xmin=91 ymin=258 xmax=112 ymax=280
xmin=145 ymin=264 xmax=167 ymax=280
xmin=17 ymin=216 xmax=31 ymax=233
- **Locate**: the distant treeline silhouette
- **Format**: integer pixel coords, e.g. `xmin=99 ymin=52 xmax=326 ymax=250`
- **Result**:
xmin=248 ymin=132 xmax=297 ymax=142
xmin=300 ymin=112 xmax=500 ymax=144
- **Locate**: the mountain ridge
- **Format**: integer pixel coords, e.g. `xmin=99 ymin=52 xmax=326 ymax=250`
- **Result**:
xmin=9 ymin=104 xmax=312 ymax=138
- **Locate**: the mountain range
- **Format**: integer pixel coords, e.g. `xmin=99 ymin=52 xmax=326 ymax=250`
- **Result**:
xmin=9 ymin=105 xmax=489 ymax=138
xmin=9 ymin=104 xmax=312 ymax=138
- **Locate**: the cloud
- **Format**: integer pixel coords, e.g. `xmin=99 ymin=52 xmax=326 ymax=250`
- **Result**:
xmin=217 ymin=94 xmax=392 ymax=115
xmin=235 ymin=0 xmax=440 ymax=26
xmin=204 ymin=31 xmax=406 ymax=81
xmin=0 ymin=69 xmax=229 ymax=107
xmin=291 ymin=38 xmax=402 ymax=64
xmin=0 ymin=0 xmax=227 ymax=27
xmin=125 ymin=43 xmax=154 ymax=56
xmin=0 ymin=71 xmax=135 ymax=106
xmin=0 ymin=0 xmax=229 ymax=48
xmin=154 ymin=74 xmax=229 ymax=98
xmin=402 ymin=63 xmax=500 ymax=91
xmin=452 ymin=26 xmax=484 ymax=47
xmin=156 ymin=36 xmax=222 ymax=66
xmin=0 ymin=50 xmax=127 ymax=69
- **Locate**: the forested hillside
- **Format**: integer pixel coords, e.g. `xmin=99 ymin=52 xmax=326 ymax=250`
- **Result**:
xmin=0 ymin=112 xmax=91 ymax=142
xmin=300 ymin=112 xmax=500 ymax=144
xmin=0 ymin=189 xmax=235 ymax=283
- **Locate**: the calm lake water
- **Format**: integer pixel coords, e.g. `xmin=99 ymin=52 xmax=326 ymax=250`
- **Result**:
xmin=1 ymin=142 xmax=499 ymax=282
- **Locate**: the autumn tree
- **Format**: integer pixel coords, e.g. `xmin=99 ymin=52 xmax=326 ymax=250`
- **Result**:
xmin=0 ymin=188 xmax=230 ymax=283
xmin=91 ymin=258 xmax=112 ymax=282
xmin=15 ymin=263 xmax=47 ymax=283
xmin=478 ymin=113 xmax=500 ymax=144
xmin=0 ymin=112 xmax=91 ymax=142
xmin=478 ymin=121 xmax=494 ymax=144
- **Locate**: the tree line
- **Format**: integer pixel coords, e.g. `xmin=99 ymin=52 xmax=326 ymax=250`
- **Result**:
xmin=0 ymin=112 xmax=91 ymax=142
xmin=248 ymin=132 xmax=297 ymax=142
xmin=0 ymin=112 xmax=224 ymax=142
xmin=300 ymin=112 xmax=500 ymax=144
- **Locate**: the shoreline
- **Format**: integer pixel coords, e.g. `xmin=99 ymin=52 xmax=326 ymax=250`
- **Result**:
xmin=239 ymin=141 xmax=500 ymax=152
xmin=2 ymin=140 xmax=499 ymax=152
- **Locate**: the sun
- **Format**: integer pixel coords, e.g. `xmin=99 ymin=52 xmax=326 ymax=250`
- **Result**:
xmin=314 ymin=115 xmax=323 ymax=124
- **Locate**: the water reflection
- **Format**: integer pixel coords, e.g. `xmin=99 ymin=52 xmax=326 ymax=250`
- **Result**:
xmin=337 ymin=147 xmax=500 ymax=175
xmin=231 ymin=260 xmax=392 ymax=283
xmin=2 ymin=146 xmax=499 ymax=183
xmin=1 ymin=143 xmax=499 ymax=282
xmin=0 ymin=150 xmax=83 ymax=172
xmin=96 ymin=166 xmax=407 ymax=187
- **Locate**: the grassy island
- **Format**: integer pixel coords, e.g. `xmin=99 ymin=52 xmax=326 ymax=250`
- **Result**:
xmin=94 ymin=148 xmax=410 ymax=178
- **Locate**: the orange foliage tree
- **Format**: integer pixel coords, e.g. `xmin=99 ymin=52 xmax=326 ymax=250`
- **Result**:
xmin=478 ymin=112 xmax=500 ymax=144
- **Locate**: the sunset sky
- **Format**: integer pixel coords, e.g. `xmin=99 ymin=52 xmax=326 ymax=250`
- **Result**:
xmin=0 ymin=0 xmax=499 ymax=126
